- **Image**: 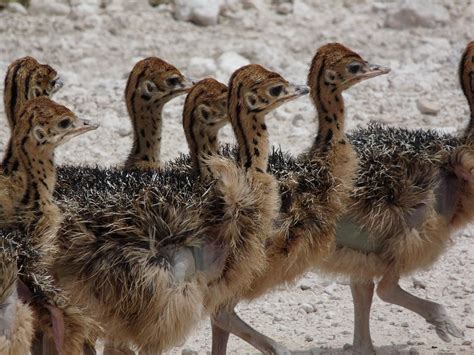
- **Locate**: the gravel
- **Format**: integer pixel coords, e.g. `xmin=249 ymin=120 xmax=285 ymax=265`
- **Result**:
xmin=0 ymin=0 xmax=472 ymax=353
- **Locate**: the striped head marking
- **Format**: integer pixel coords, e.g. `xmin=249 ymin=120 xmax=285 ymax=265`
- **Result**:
xmin=16 ymin=97 xmax=97 ymax=149
xmin=184 ymin=78 xmax=229 ymax=131
xmin=228 ymin=64 xmax=308 ymax=118
xmin=4 ymin=56 xmax=62 ymax=128
xmin=459 ymin=41 xmax=474 ymax=111
xmin=126 ymin=57 xmax=194 ymax=107
xmin=308 ymin=43 xmax=390 ymax=93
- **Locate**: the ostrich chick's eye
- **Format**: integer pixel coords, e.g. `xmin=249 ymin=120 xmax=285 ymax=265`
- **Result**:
xmin=166 ymin=77 xmax=180 ymax=87
xmin=58 ymin=118 xmax=72 ymax=129
xmin=347 ymin=62 xmax=361 ymax=74
xmin=269 ymin=85 xmax=283 ymax=97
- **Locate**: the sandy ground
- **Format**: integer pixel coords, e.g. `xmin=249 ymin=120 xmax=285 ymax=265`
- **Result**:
xmin=0 ymin=0 xmax=473 ymax=353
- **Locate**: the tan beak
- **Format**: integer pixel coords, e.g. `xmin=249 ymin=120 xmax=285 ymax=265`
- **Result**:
xmin=68 ymin=118 xmax=98 ymax=138
xmin=359 ymin=63 xmax=391 ymax=80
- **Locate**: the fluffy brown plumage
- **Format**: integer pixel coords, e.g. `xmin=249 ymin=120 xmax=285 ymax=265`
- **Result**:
xmin=208 ymin=43 xmax=390 ymax=354
xmin=308 ymin=41 xmax=474 ymax=353
xmin=0 ymin=98 xmax=99 ymax=354
xmin=316 ymin=42 xmax=474 ymax=279
xmin=47 ymin=64 xmax=310 ymax=353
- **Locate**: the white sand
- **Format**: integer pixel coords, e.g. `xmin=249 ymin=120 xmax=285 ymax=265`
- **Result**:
xmin=0 ymin=0 xmax=472 ymax=353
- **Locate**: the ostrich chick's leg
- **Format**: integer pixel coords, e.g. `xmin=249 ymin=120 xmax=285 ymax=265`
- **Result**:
xmin=211 ymin=322 xmax=230 ymax=355
xmin=212 ymin=309 xmax=290 ymax=355
xmin=376 ymin=273 xmax=463 ymax=342
xmin=350 ymin=279 xmax=376 ymax=355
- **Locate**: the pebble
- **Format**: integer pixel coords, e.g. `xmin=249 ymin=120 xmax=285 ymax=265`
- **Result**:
xmin=462 ymin=340 xmax=472 ymax=346
xmin=325 ymin=311 xmax=335 ymax=319
xmin=217 ymin=51 xmax=250 ymax=77
xmin=276 ymin=3 xmax=292 ymax=15
xmin=188 ymin=57 xmax=217 ymax=79
xmin=305 ymin=335 xmax=314 ymax=342
xmin=29 ymin=0 xmax=70 ymax=15
xmin=117 ymin=128 xmax=131 ymax=137
xmin=241 ymin=0 xmax=264 ymax=10
xmin=149 ymin=0 xmax=169 ymax=6
xmin=6 ymin=2 xmax=27 ymax=14
xmin=466 ymin=323 xmax=474 ymax=329
xmin=299 ymin=282 xmax=311 ymax=291
xmin=412 ymin=277 xmax=427 ymax=289
xmin=417 ymin=98 xmax=441 ymax=115
xmin=401 ymin=322 xmax=409 ymax=328
xmin=173 ymin=0 xmax=222 ymax=26
xmin=385 ymin=2 xmax=450 ymax=29
xmin=300 ymin=303 xmax=315 ymax=314
xmin=181 ymin=349 xmax=198 ymax=355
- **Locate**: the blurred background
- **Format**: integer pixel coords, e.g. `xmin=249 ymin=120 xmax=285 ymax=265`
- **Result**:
xmin=0 ymin=1 xmax=473 ymax=353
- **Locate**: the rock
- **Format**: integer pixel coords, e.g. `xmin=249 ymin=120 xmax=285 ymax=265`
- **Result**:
xmin=29 ymin=0 xmax=70 ymax=15
xmin=217 ymin=51 xmax=250 ymax=77
xmin=149 ymin=0 xmax=170 ymax=6
xmin=385 ymin=1 xmax=450 ymax=29
xmin=188 ymin=57 xmax=217 ymax=79
xmin=401 ymin=322 xmax=409 ymax=327
xmin=276 ymin=3 xmax=292 ymax=15
xmin=299 ymin=282 xmax=311 ymax=291
xmin=181 ymin=349 xmax=198 ymax=355
xmin=417 ymin=98 xmax=441 ymax=115
xmin=242 ymin=0 xmax=263 ymax=10
xmin=300 ymin=303 xmax=314 ymax=314
xmin=6 ymin=2 xmax=27 ymax=13
xmin=174 ymin=0 xmax=222 ymax=26
xmin=462 ymin=340 xmax=472 ymax=346
xmin=305 ymin=335 xmax=314 ymax=342
xmin=412 ymin=277 xmax=427 ymax=289
xmin=466 ymin=323 xmax=474 ymax=329
xmin=325 ymin=311 xmax=335 ymax=319
xmin=117 ymin=128 xmax=131 ymax=137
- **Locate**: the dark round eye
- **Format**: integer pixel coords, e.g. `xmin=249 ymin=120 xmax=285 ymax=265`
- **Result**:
xmin=269 ymin=85 xmax=283 ymax=97
xmin=166 ymin=77 xmax=180 ymax=87
xmin=201 ymin=108 xmax=210 ymax=120
xmin=58 ymin=118 xmax=72 ymax=129
xmin=347 ymin=62 xmax=362 ymax=74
